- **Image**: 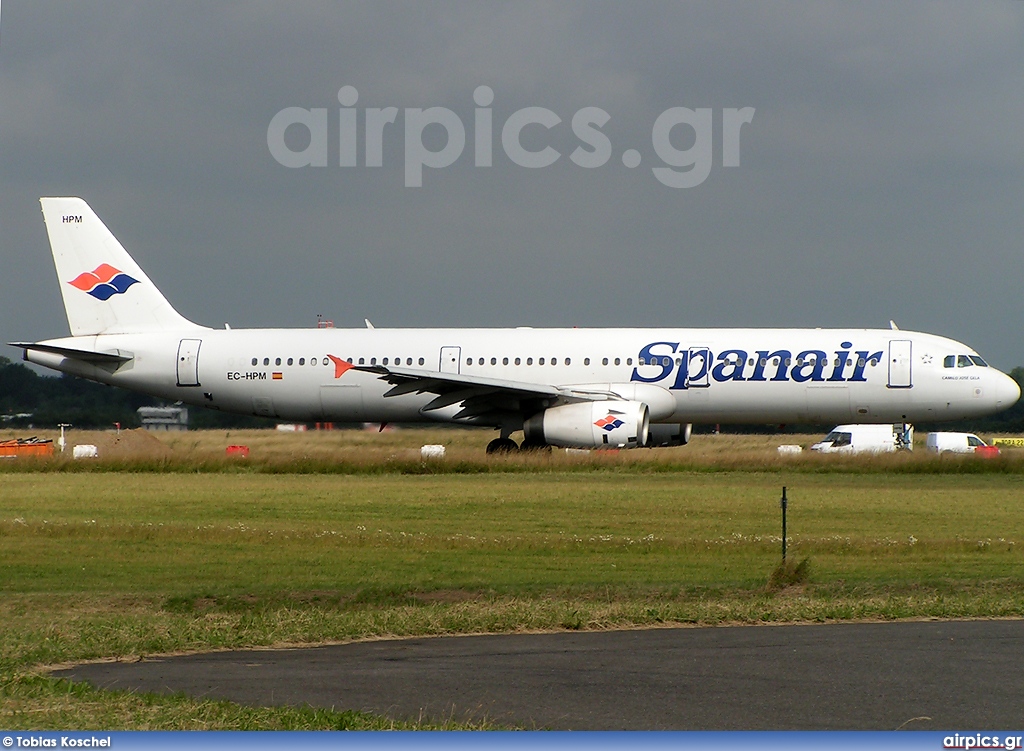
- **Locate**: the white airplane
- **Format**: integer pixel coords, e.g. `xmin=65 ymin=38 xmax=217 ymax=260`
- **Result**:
xmin=11 ymin=197 xmax=1020 ymax=453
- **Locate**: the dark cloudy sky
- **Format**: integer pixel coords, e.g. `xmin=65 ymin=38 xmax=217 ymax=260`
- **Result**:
xmin=2 ymin=2 xmax=1023 ymax=369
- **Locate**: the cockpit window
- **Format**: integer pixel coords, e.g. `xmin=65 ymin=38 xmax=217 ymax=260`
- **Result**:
xmin=957 ymin=355 xmax=973 ymax=368
xmin=943 ymin=355 xmax=955 ymax=368
xmin=969 ymin=356 xmax=988 ymax=367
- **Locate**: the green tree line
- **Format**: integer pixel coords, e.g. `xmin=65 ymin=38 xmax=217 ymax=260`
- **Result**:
xmin=0 ymin=357 xmax=273 ymax=429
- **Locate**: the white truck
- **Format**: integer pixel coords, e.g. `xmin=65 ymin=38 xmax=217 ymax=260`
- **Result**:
xmin=925 ymin=432 xmax=999 ymax=455
xmin=810 ymin=424 xmax=914 ymax=454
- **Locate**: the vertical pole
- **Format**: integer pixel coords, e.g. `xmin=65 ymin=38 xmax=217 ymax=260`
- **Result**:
xmin=780 ymin=486 xmax=788 ymax=562
xmin=58 ymin=423 xmax=71 ymax=453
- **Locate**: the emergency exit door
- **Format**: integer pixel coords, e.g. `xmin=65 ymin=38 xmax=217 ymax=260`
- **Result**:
xmin=176 ymin=339 xmax=202 ymax=387
xmin=439 ymin=346 xmax=461 ymax=374
xmin=887 ymin=339 xmax=912 ymax=389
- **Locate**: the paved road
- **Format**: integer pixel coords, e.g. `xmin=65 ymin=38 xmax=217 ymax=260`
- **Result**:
xmin=55 ymin=620 xmax=1024 ymax=729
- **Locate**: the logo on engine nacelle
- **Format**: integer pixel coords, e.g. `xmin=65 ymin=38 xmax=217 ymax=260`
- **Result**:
xmin=594 ymin=414 xmax=625 ymax=432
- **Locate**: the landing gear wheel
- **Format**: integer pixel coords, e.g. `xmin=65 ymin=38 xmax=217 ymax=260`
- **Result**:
xmin=519 ymin=438 xmax=552 ymax=453
xmin=486 ymin=438 xmax=519 ymax=454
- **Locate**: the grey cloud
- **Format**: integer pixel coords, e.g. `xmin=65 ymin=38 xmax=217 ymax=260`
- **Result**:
xmin=2 ymin=1 xmax=1024 ymax=372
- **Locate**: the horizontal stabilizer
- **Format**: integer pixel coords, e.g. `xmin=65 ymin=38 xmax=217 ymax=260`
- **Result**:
xmin=8 ymin=341 xmax=133 ymax=364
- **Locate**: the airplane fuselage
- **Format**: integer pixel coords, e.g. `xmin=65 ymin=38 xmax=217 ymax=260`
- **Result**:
xmin=25 ymin=326 xmax=1019 ymax=426
xmin=18 ymin=197 xmax=1019 ymax=451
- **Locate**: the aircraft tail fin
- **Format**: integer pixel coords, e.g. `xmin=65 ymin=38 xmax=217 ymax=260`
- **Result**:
xmin=40 ymin=197 xmax=204 ymax=336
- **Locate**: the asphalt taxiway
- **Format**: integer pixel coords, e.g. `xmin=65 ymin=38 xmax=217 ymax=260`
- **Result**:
xmin=54 ymin=620 xmax=1024 ymax=729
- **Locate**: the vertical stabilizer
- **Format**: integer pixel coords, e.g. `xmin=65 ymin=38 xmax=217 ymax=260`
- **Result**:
xmin=40 ymin=197 xmax=203 ymax=336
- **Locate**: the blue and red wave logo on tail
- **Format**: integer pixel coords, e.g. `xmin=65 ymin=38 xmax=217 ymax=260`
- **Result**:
xmin=68 ymin=264 xmax=139 ymax=301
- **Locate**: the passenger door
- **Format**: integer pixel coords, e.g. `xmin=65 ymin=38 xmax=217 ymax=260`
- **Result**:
xmin=888 ymin=340 xmax=912 ymax=388
xmin=176 ymin=339 xmax=202 ymax=387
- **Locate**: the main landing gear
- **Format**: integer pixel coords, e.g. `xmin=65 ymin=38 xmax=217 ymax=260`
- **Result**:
xmin=485 ymin=437 xmax=553 ymax=454
xmin=485 ymin=438 xmax=519 ymax=454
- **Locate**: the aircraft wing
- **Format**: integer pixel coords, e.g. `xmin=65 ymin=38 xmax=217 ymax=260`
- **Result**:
xmin=355 ymin=365 xmax=619 ymax=424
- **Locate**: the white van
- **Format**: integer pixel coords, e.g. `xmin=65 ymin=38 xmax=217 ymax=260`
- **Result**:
xmin=810 ymin=424 xmax=913 ymax=454
xmin=925 ymin=432 xmax=999 ymax=455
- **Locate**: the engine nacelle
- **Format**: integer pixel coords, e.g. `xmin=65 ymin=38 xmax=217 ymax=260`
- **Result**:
xmin=646 ymin=423 xmax=692 ymax=447
xmin=524 ymin=400 xmax=649 ymax=449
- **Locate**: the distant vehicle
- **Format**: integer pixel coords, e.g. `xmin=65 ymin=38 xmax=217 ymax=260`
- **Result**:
xmin=810 ymin=424 xmax=913 ymax=454
xmin=925 ymin=432 xmax=1000 ymax=456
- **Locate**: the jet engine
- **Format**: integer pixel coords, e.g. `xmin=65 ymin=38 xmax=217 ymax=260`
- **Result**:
xmin=524 ymin=400 xmax=649 ymax=449
xmin=645 ymin=423 xmax=692 ymax=447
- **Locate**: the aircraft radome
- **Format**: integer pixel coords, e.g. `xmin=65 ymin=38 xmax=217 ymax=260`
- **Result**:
xmin=12 ymin=198 xmax=1020 ymax=453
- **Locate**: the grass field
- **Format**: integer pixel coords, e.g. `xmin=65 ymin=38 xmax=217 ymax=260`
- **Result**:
xmin=1 ymin=428 xmax=1023 ymax=728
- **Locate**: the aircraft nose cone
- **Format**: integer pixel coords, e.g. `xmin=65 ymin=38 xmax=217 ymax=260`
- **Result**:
xmin=995 ymin=371 xmax=1021 ymax=408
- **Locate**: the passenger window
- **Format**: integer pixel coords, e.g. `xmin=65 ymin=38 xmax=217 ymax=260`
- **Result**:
xmin=322 ymin=357 xmax=329 ymax=366
xmin=565 ymin=358 xmax=570 ymax=366
xmin=298 ymin=358 xmax=305 ymax=365
xmin=358 ymin=357 xmax=364 ymax=365
xmin=639 ymin=357 xmax=646 ymax=365
xmin=515 ymin=357 xmax=521 ymax=365
xmin=263 ymin=358 xmax=270 ymax=366
xmin=346 ymin=358 xmax=352 ymax=363
xmin=479 ymin=358 xmax=485 ymax=366
xmin=503 ymin=357 xmax=509 ymax=365
xmin=584 ymin=358 xmax=590 ymax=365
xmin=467 ymin=358 xmax=472 ymax=366
xmin=491 ymin=357 xmax=497 ymax=365
xmin=251 ymin=358 xmax=258 ymax=366
xmin=275 ymin=358 xmax=281 ymax=366
xmin=614 ymin=357 xmax=621 ymax=366
xmin=383 ymin=357 xmax=389 ymax=365
xmin=833 ymin=433 xmax=852 ymax=447
xmin=539 ymin=358 xmax=545 ymax=365
xmin=958 ymin=355 xmax=973 ymax=368
xmin=370 ymin=357 xmax=376 ymax=365
xmin=602 ymin=358 xmax=609 ymax=366
xmin=287 ymin=358 xmax=293 ymax=366
xmin=527 ymin=357 xmax=533 ymax=365
xmin=626 ymin=358 xmax=632 ymax=366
